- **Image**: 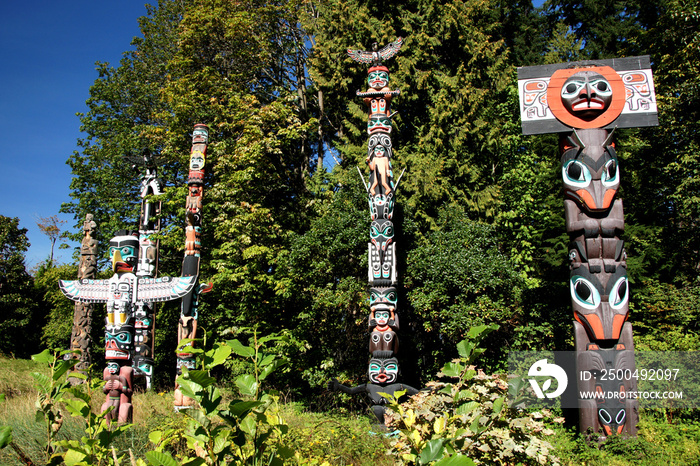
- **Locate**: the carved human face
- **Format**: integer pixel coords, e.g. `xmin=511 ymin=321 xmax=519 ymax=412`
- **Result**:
xmin=368 ymin=356 xmax=399 ymax=384
xmin=561 ymin=71 xmax=613 ymax=118
xmin=374 ymin=310 xmax=390 ymax=327
xmin=189 ymin=150 xmax=205 ymax=171
xmin=368 ymin=70 xmax=389 ymax=89
xmin=106 ymin=361 xmax=120 ymax=375
xmin=368 ymin=116 xmax=392 ymax=134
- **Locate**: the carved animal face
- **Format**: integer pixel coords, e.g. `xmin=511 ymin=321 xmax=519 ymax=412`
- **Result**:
xmin=571 ymin=267 xmax=629 ymax=341
xmin=368 ymin=115 xmax=392 ymax=134
xmin=370 ymin=220 xmax=394 ymax=251
xmin=105 ymin=323 xmax=134 ymax=360
xmin=109 ymin=235 xmax=139 ymax=269
xmin=561 ymin=131 xmax=620 ymax=212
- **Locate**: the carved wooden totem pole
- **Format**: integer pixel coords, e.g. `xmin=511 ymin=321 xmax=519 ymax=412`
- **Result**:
xmin=174 ymin=123 xmax=213 ymax=410
xmin=133 ymin=150 xmax=163 ymax=388
xmin=517 ymin=56 xmax=658 ymax=438
xmin=58 ymin=127 xmax=211 ymax=422
xmin=68 ymin=214 xmax=98 ymax=379
xmin=329 ymin=38 xmax=418 ymax=426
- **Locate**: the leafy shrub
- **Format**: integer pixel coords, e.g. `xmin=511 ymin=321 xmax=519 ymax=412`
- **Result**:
xmin=384 ymin=325 xmax=560 ymax=465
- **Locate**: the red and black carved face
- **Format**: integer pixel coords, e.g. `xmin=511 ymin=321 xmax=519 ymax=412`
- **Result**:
xmin=561 ymin=71 xmax=613 ymax=119
xmin=368 ymin=356 xmax=399 ymax=384
xmin=105 ymin=323 xmax=134 ymax=360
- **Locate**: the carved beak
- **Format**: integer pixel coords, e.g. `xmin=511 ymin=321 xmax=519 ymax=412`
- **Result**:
xmin=112 ymin=250 xmax=132 ymax=273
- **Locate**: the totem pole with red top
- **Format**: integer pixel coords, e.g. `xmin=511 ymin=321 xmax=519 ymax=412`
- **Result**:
xmin=518 ymin=56 xmax=658 ymax=438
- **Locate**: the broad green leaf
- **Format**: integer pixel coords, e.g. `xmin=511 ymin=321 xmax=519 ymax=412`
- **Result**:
xmin=442 ymin=362 xmax=464 ymax=378
xmin=181 ymin=459 xmax=207 ymax=466
xmin=146 ymin=451 xmax=180 ymax=466
xmin=183 ymin=370 xmax=217 ymax=389
xmin=53 ymin=359 xmax=78 ymax=381
xmin=230 ymin=400 xmax=264 ymax=417
xmin=434 ymin=453 xmax=476 ymax=466
xmin=467 ymin=324 xmax=498 ymax=340
xmin=0 ymin=426 xmax=12 ymax=448
xmin=236 ymin=374 xmax=258 ymax=397
xmin=260 ymin=359 xmax=284 ymax=380
xmin=419 ymin=438 xmax=446 ymax=464
xmin=63 ymin=398 xmax=90 ymax=418
xmin=204 ymin=344 xmax=232 ymax=370
xmin=31 ymin=372 xmax=51 ymax=394
xmin=456 ymin=341 xmax=475 ymax=360
xmin=63 ymin=448 xmax=88 ymax=466
xmin=149 ymin=430 xmax=163 ymax=445
xmin=213 ymin=430 xmax=231 ymax=454
xmin=259 ymin=353 xmax=275 ymax=367
xmin=227 ymin=339 xmax=255 ymax=358
xmin=200 ymin=386 xmax=223 ymax=415
xmin=31 ymin=349 xmax=53 ymax=364
xmin=239 ymin=413 xmax=257 ymax=436
xmin=184 ymin=409 xmax=211 ymax=429
xmin=456 ymin=401 xmax=480 ymax=416
xmin=492 ymin=397 xmax=505 ymax=415
xmin=176 ymin=377 xmax=202 ymax=400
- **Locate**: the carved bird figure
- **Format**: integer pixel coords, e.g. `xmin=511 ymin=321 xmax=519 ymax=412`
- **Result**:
xmin=348 ymin=37 xmax=403 ymax=66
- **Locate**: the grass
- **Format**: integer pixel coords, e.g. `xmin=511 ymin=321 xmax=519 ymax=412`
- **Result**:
xmin=1 ymin=355 xmax=700 ymax=465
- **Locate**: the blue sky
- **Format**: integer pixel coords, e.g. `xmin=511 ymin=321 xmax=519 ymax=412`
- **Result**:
xmin=0 ymin=1 xmax=148 ymax=269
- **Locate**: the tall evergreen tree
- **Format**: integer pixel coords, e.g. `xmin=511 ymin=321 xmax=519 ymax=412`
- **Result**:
xmin=0 ymin=216 xmax=41 ymax=357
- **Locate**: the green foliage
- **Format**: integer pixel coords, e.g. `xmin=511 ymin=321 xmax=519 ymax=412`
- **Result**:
xmin=33 ymin=261 xmax=79 ymax=350
xmin=406 ymin=207 xmax=524 ymax=372
xmin=150 ymin=328 xmax=293 ymax=465
xmin=0 ymin=216 xmax=41 ymax=358
xmin=385 ymin=325 xmax=560 ymax=465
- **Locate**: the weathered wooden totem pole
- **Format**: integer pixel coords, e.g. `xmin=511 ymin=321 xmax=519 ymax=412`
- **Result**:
xmin=174 ymin=123 xmax=213 ymax=410
xmin=329 ymin=38 xmax=419 ymax=426
xmin=68 ymin=214 xmax=98 ymax=379
xmin=517 ymin=56 xmax=658 ymax=438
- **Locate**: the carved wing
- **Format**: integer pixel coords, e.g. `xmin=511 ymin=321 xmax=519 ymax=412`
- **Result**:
xmin=59 ymin=279 xmax=111 ymax=303
xmin=347 ymin=48 xmax=375 ymax=64
xmin=136 ymin=276 xmax=197 ymax=303
xmin=378 ymin=37 xmax=403 ymax=62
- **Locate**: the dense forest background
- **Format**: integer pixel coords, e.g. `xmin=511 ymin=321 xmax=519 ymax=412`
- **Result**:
xmin=1 ymin=0 xmax=699 ymax=400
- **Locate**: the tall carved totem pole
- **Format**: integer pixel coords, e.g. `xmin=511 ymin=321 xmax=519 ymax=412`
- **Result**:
xmin=329 ymin=38 xmax=419 ymax=426
xmin=68 ymin=214 xmax=98 ymax=378
xmin=517 ymin=57 xmax=658 ymax=437
xmin=59 ymin=126 xmax=210 ymax=422
xmin=174 ymin=123 xmax=213 ymax=410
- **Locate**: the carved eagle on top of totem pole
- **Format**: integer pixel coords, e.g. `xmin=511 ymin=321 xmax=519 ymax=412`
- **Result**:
xmin=348 ymin=37 xmax=403 ymax=66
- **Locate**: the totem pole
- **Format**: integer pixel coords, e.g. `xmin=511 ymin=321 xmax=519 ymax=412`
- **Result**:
xmin=174 ymin=124 xmax=213 ymax=410
xmin=517 ymin=56 xmax=658 ymax=438
xmin=126 ymin=150 xmax=164 ymax=388
xmin=329 ymin=38 xmax=418 ymax=426
xmin=59 ymin=231 xmax=197 ymax=422
xmin=68 ymin=214 xmax=98 ymax=379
